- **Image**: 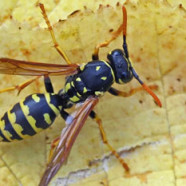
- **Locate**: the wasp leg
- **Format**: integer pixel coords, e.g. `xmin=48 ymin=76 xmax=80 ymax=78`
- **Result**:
xmin=108 ymin=85 xmax=159 ymax=97
xmin=0 ymin=76 xmax=41 ymax=95
xmin=92 ymin=24 xmax=123 ymax=60
xmin=89 ymin=110 xmax=129 ymax=172
xmin=39 ymin=3 xmax=72 ymax=65
xmin=44 ymin=75 xmax=54 ymax=93
xmin=92 ymin=5 xmax=128 ymax=60
xmin=60 ymin=109 xmax=70 ymax=121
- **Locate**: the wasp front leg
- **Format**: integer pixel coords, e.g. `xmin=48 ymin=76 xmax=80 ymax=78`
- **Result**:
xmin=92 ymin=5 xmax=128 ymax=60
xmin=92 ymin=24 xmax=123 ymax=60
xmin=89 ymin=110 xmax=129 ymax=172
xmin=109 ymin=85 xmax=162 ymax=107
xmin=108 ymin=85 xmax=159 ymax=97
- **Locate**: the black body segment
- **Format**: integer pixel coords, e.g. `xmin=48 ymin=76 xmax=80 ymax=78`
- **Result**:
xmin=0 ymin=93 xmax=62 ymax=142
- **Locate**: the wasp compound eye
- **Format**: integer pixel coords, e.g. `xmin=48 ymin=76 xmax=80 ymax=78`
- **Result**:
xmin=121 ymin=71 xmax=133 ymax=83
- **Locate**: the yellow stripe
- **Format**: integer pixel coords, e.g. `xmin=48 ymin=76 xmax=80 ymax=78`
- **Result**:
xmin=96 ymin=66 xmax=101 ymax=71
xmin=44 ymin=113 xmax=52 ymax=125
xmin=7 ymin=110 xmax=29 ymax=139
xmin=127 ymin=57 xmax=132 ymax=71
xmin=32 ymin=94 xmax=40 ymax=102
xmin=102 ymin=61 xmax=115 ymax=82
xmin=76 ymin=77 xmax=81 ymax=82
xmin=20 ymin=99 xmax=42 ymax=133
xmin=77 ymin=92 xmax=81 ymax=97
xmin=101 ymin=76 xmax=107 ymax=80
xmin=45 ymin=93 xmax=60 ymax=115
xmin=71 ymin=81 xmax=74 ymax=87
xmin=80 ymin=63 xmax=86 ymax=71
xmin=95 ymin=91 xmax=104 ymax=96
xmin=65 ymin=83 xmax=71 ymax=92
xmin=0 ymin=119 xmax=13 ymax=141
xmin=70 ymin=96 xmax=80 ymax=102
xmin=83 ymin=87 xmax=87 ymax=93
xmin=118 ymin=78 xmax=123 ymax=84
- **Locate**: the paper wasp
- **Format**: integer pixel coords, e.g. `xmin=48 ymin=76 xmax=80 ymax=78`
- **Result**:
xmin=0 ymin=3 xmax=162 ymax=186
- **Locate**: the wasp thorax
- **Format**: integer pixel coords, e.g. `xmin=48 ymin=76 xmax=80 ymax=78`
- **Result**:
xmin=107 ymin=49 xmax=133 ymax=84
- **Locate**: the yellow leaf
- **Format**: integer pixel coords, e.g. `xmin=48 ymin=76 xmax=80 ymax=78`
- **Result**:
xmin=0 ymin=0 xmax=185 ymax=186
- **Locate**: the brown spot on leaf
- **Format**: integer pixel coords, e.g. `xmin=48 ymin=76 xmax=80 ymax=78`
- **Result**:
xmin=177 ymin=77 xmax=181 ymax=82
xmin=139 ymin=100 xmax=143 ymax=104
xmin=109 ymin=28 xmax=114 ymax=32
xmin=21 ymin=48 xmax=31 ymax=57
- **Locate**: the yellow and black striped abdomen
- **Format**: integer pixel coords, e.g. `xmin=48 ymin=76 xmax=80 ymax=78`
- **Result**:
xmin=0 ymin=93 xmax=62 ymax=142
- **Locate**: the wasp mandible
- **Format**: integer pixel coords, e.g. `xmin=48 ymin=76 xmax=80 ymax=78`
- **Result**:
xmin=0 ymin=3 xmax=162 ymax=186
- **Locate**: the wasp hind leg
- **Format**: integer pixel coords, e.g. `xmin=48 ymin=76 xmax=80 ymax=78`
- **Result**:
xmin=89 ymin=110 xmax=129 ymax=172
xmin=0 ymin=76 xmax=41 ymax=95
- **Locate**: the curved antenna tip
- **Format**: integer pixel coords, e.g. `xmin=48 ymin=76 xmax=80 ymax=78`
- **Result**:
xmin=142 ymin=83 xmax=162 ymax=107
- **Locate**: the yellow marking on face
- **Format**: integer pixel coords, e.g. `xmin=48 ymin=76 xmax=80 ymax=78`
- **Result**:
xmin=20 ymin=99 xmax=41 ymax=133
xmin=95 ymin=91 xmax=104 ymax=96
xmin=96 ymin=66 xmax=101 ymax=71
xmin=32 ymin=94 xmax=40 ymax=102
xmin=80 ymin=63 xmax=86 ymax=71
xmin=44 ymin=113 xmax=52 ymax=125
xmin=45 ymin=93 xmax=60 ymax=115
xmin=83 ymin=87 xmax=87 ymax=93
xmin=7 ymin=110 xmax=29 ymax=139
xmin=102 ymin=61 xmax=115 ymax=82
xmin=0 ymin=120 xmax=13 ymax=141
xmin=101 ymin=77 xmax=107 ymax=80
xmin=70 ymin=96 xmax=80 ymax=102
xmin=128 ymin=57 xmax=133 ymax=70
xmin=65 ymin=83 xmax=71 ymax=92
xmin=76 ymin=77 xmax=81 ymax=82
xmin=59 ymin=106 xmax=62 ymax=110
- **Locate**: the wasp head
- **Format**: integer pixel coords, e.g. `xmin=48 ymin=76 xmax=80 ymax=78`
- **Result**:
xmin=107 ymin=49 xmax=133 ymax=84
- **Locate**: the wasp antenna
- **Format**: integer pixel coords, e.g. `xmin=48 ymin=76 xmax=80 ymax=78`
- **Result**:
xmin=122 ymin=5 xmax=129 ymax=58
xmin=141 ymin=83 xmax=162 ymax=107
xmin=131 ymin=67 xmax=162 ymax=107
xmin=122 ymin=5 xmax=127 ymax=38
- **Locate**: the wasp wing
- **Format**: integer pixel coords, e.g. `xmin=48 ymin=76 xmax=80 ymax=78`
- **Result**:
xmin=0 ymin=58 xmax=79 ymax=76
xmin=39 ymin=97 xmax=99 ymax=186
